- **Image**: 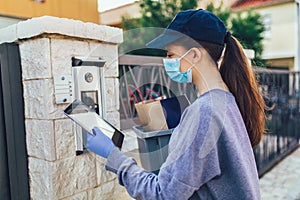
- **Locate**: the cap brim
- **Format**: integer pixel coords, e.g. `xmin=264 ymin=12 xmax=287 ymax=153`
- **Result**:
xmin=146 ymin=31 xmax=183 ymax=49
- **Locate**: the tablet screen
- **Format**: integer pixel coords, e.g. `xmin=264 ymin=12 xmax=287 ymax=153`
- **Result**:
xmin=64 ymin=99 xmax=124 ymax=148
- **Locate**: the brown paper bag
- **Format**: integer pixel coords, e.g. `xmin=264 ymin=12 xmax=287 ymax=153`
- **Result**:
xmin=134 ymin=99 xmax=168 ymax=132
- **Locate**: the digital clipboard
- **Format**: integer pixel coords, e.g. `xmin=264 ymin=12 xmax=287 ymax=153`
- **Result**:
xmin=64 ymin=99 xmax=124 ymax=149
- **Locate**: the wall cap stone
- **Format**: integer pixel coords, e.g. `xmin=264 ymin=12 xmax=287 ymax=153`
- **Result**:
xmin=0 ymin=16 xmax=123 ymax=44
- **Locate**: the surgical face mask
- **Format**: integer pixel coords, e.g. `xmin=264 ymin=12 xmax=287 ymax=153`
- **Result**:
xmin=163 ymin=50 xmax=194 ymax=83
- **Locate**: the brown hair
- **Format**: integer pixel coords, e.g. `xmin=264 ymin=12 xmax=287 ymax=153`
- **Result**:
xmin=220 ymin=35 xmax=265 ymax=147
xmin=175 ymin=35 xmax=266 ymax=147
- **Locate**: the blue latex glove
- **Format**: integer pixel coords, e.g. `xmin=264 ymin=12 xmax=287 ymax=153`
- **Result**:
xmin=87 ymin=127 xmax=115 ymax=158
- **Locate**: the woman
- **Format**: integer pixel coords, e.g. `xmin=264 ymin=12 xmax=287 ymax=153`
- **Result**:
xmin=87 ymin=9 xmax=265 ymax=199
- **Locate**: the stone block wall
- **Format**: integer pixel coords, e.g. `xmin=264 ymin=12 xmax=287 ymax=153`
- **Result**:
xmin=0 ymin=16 xmax=133 ymax=199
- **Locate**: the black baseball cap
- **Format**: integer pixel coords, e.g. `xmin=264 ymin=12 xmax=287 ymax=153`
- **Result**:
xmin=146 ymin=9 xmax=227 ymax=49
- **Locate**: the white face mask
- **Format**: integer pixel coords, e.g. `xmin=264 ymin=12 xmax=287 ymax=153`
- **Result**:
xmin=163 ymin=49 xmax=194 ymax=83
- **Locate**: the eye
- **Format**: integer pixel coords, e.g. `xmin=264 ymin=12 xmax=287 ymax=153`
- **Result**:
xmin=166 ymin=53 xmax=174 ymax=58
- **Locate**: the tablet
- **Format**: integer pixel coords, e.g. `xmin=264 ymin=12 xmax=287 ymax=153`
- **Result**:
xmin=64 ymin=99 xmax=124 ymax=149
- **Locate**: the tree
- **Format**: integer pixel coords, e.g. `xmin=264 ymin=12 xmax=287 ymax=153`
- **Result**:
xmin=206 ymin=2 xmax=266 ymax=67
xmin=120 ymin=0 xmax=198 ymax=56
xmin=123 ymin=0 xmax=198 ymax=29
xmin=206 ymin=1 xmax=231 ymax=27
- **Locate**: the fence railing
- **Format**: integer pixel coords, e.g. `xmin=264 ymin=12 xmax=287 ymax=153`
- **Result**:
xmin=118 ymin=55 xmax=300 ymax=176
xmin=118 ymin=55 xmax=198 ymax=129
xmin=254 ymin=68 xmax=300 ymax=176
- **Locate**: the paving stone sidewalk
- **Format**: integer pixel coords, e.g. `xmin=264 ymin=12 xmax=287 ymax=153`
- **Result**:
xmin=260 ymin=146 xmax=300 ymax=200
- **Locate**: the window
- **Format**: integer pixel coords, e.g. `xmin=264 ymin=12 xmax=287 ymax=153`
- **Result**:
xmin=263 ymin=14 xmax=272 ymax=39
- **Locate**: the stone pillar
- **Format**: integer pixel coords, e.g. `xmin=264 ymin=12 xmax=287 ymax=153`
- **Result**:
xmin=0 ymin=16 xmax=132 ymax=199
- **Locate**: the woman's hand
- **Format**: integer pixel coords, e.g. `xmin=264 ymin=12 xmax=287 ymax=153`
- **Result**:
xmin=87 ymin=127 xmax=115 ymax=158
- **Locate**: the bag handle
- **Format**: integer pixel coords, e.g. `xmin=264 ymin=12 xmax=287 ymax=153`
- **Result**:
xmin=128 ymin=84 xmax=144 ymax=103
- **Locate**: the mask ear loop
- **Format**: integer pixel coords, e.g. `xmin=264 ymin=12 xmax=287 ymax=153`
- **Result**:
xmin=179 ymin=48 xmax=196 ymax=72
xmin=179 ymin=48 xmax=192 ymax=60
xmin=187 ymin=64 xmax=195 ymax=71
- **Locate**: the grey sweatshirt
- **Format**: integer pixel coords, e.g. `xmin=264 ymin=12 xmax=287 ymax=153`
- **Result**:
xmin=106 ymin=89 xmax=261 ymax=200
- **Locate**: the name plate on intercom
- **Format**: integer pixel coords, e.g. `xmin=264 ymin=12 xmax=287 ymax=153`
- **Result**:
xmin=54 ymin=75 xmax=73 ymax=104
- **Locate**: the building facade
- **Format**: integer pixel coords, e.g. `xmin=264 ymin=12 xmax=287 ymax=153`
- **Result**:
xmin=232 ymin=0 xmax=300 ymax=70
xmin=100 ymin=2 xmax=141 ymax=28
xmin=0 ymin=0 xmax=99 ymax=28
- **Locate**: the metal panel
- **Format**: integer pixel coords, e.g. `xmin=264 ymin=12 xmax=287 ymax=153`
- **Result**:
xmin=0 ymin=43 xmax=30 ymax=200
xmin=0 ymin=53 xmax=11 ymax=200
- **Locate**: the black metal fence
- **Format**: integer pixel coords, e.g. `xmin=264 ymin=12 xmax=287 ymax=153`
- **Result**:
xmin=254 ymin=69 xmax=300 ymax=176
xmin=118 ymin=55 xmax=300 ymax=176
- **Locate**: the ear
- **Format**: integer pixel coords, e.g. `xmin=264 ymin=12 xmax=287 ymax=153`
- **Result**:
xmin=190 ymin=47 xmax=202 ymax=63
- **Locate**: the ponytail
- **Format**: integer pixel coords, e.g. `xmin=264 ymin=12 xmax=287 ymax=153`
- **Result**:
xmin=220 ymin=34 xmax=266 ymax=147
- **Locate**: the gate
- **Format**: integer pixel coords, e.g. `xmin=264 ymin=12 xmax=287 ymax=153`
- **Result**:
xmin=0 ymin=43 xmax=30 ymax=199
